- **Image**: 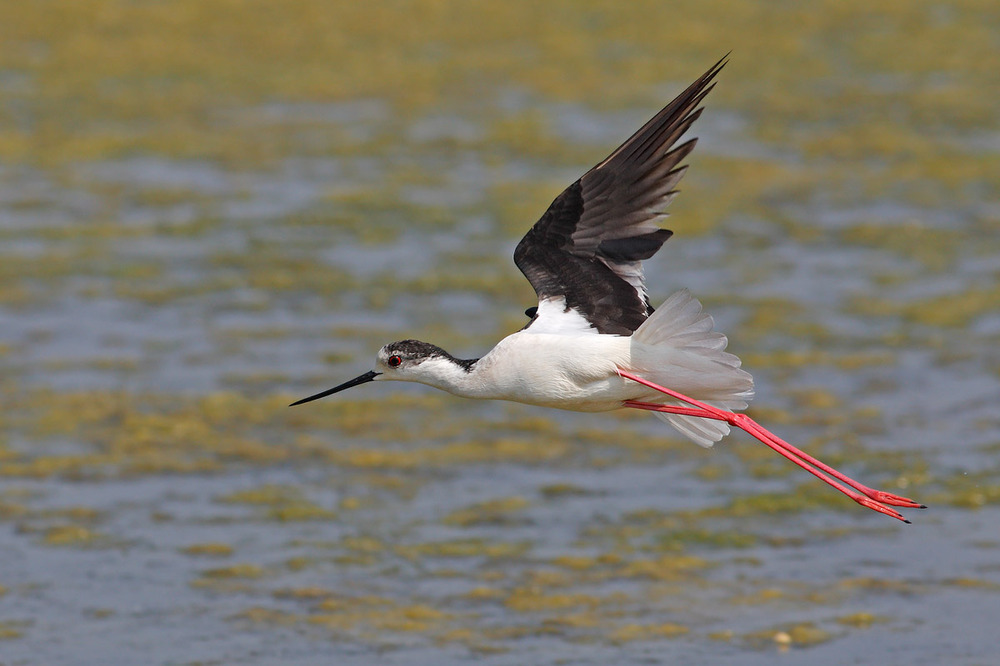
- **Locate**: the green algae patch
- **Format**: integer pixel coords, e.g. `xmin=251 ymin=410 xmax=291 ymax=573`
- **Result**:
xmin=550 ymin=556 xmax=600 ymax=571
xmin=83 ymin=608 xmax=115 ymax=620
xmin=944 ymin=578 xmax=1000 ymax=591
xmin=727 ymin=587 xmax=787 ymax=605
xmin=695 ymin=482 xmax=864 ymax=520
xmin=783 ymin=623 xmax=834 ymax=647
xmin=397 ymin=538 xmax=530 ymax=561
xmin=2 ymin=389 xmax=297 ymax=479
xmin=941 ymin=485 xmax=1000 ymax=509
xmin=461 ymin=586 xmax=506 ymax=602
xmin=539 ymin=483 xmax=597 ymax=498
xmin=790 ymin=388 xmax=841 ymax=411
xmin=0 ymin=0 xmax=994 ymax=173
xmin=181 ymin=543 xmax=235 ymax=558
xmin=0 ymin=501 xmax=30 ymax=521
xmin=198 ymin=563 xmax=266 ymax=580
xmin=609 ymin=622 xmax=689 ymax=642
xmin=314 ymin=594 xmax=395 ymax=613
xmin=835 ymin=612 xmax=889 ymax=628
xmin=326 ymin=437 xmax=571 ymax=470
xmin=617 ymin=555 xmax=713 ymax=581
xmin=0 ymin=620 xmax=30 ymax=641
xmin=339 ymin=535 xmax=385 ymax=555
xmin=42 ymin=506 xmax=103 ymax=523
xmin=218 ymin=484 xmax=336 ymax=521
xmin=694 ymin=463 xmax=732 ymax=482
xmin=899 ymin=288 xmax=1000 ymax=329
xmin=192 ymin=568 xmax=268 ymax=593
xmin=657 ymin=528 xmax=757 ymax=551
xmin=505 ymin=588 xmax=606 ymax=613
xmin=39 ymin=525 xmax=108 ymax=548
xmin=839 ymin=577 xmax=925 ymax=595
xmin=282 ymin=556 xmax=316 ymax=573
xmin=540 ymin=612 xmax=602 ymax=630
xmin=442 ymin=496 xmax=531 ymax=527
xmin=272 ymin=587 xmax=336 ymax=601
xmin=303 ymin=596 xmax=457 ymax=636
xmin=230 ymin=607 xmax=301 ymax=628
xmin=839 ymin=223 xmax=962 ymax=273
xmin=931 ymin=471 xmax=1000 ymax=510
xmin=545 ymin=553 xmax=624 ymax=574
xmin=745 ymin=622 xmax=835 ymax=650
xmin=265 ymin=502 xmax=337 ymax=522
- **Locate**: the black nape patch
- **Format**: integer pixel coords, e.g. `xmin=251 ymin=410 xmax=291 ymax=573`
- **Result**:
xmin=384 ymin=339 xmax=448 ymax=357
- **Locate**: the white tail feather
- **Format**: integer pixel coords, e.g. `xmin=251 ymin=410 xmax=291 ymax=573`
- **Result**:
xmin=631 ymin=290 xmax=754 ymax=448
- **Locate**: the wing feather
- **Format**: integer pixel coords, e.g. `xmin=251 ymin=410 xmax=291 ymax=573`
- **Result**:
xmin=514 ymin=56 xmax=727 ymax=335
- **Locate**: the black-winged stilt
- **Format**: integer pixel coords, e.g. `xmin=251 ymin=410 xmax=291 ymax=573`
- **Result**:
xmin=292 ymin=57 xmax=924 ymax=523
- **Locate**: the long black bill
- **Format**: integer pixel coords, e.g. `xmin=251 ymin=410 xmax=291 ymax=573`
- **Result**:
xmin=289 ymin=370 xmax=381 ymax=407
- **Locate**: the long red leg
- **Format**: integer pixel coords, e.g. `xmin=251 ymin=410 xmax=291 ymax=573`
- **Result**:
xmin=617 ymin=368 xmax=923 ymax=509
xmin=617 ymin=369 xmax=924 ymax=523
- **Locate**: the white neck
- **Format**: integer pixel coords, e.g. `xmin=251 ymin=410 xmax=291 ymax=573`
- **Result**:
xmin=398 ymin=356 xmax=490 ymax=398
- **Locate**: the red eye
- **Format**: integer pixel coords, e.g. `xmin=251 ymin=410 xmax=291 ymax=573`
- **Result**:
xmin=387 ymin=355 xmax=402 ymax=368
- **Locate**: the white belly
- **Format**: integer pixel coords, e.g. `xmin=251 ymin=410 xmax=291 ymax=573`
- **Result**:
xmin=457 ymin=332 xmax=642 ymax=412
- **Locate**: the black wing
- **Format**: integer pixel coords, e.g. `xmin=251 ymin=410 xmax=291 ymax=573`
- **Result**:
xmin=514 ymin=56 xmax=726 ymax=336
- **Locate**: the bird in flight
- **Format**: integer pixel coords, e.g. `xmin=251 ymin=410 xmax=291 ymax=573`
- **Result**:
xmin=292 ymin=57 xmax=924 ymax=522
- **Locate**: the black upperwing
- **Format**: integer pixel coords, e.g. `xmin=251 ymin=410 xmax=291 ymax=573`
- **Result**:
xmin=514 ymin=56 xmax=726 ymax=336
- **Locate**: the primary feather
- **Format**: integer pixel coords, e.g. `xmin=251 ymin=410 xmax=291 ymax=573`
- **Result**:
xmin=515 ymin=56 xmax=727 ymax=335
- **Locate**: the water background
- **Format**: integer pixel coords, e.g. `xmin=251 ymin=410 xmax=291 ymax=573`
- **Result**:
xmin=1 ymin=2 xmax=999 ymax=664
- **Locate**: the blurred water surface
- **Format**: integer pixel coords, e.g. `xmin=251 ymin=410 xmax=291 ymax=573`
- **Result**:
xmin=1 ymin=2 xmax=999 ymax=664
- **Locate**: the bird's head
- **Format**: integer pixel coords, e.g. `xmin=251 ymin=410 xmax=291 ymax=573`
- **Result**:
xmin=290 ymin=340 xmax=475 ymax=406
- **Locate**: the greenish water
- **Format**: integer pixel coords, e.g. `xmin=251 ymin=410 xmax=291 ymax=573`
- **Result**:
xmin=1 ymin=2 xmax=999 ymax=664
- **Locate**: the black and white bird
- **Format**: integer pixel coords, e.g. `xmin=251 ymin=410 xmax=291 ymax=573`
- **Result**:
xmin=292 ymin=58 xmax=923 ymax=522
